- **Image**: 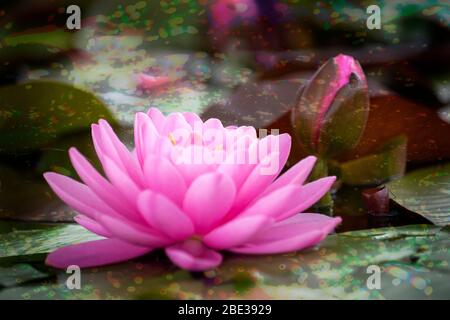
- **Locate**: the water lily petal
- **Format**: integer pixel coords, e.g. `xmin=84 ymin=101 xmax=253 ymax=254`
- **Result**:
xmin=69 ymin=148 xmax=138 ymax=218
xmin=98 ymin=214 xmax=170 ymax=247
xmin=261 ymin=155 xmax=317 ymax=196
xmin=237 ymin=126 xmax=257 ymax=140
xmin=275 ymin=176 xmax=336 ymax=221
xmin=183 ymin=172 xmax=236 ymax=233
xmin=74 ymin=215 xmax=111 ymax=238
xmin=203 ymin=215 xmax=271 ymax=250
xmin=147 ymin=107 xmax=166 ymax=132
xmin=202 ymin=118 xmax=225 ymax=147
xmin=94 ymin=120 xmax=144 ymax=186
xmin=101 ymin=155 xmax=141 ymax=210
xmin=230 ymin=214 xmax=341 ymax=254
xmin=162 ymin=112 xmax=192 ymax=137
xmin=231 ymin=230 xmax=323 ymax=254
xmin=256 ymin=213 xmax=342 ymax=241
xmin=256 ymin=133 xmax=291 ymax=166
xmin=240 ymin=176 xmax=336 ymax=221
xmin=231 ymin=134 xmax=291 ymax=212
xmin=232 ymin=152 xmax=280 ymax=212
xmin=43 ymin=172 xmax=117 ymax=220
xmin=143 ymin=154 xmax=187 ymax=205
xmin=134 ymin=112 xmax=159 ymax=166
xmin=182 ymin=111 xmax=203 ymax=128
xmin=46 ymin=239 xmax=152 ymax=269
xmin=217 ymin=141 xmax=256 ymax=190
xmin=138 ymin=190 xmax=194 ymax=240
xmin=239 ymin=185 xmax=302 ymax=218
xmin=173 ymin=145 xmax=217 ymax=185
xmin=165 ymin=240 xmax=222 ymax=271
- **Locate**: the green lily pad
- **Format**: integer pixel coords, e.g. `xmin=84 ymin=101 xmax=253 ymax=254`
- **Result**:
xmin=0 ymin=222 xmax=448 ymax=299
xmin=0 ymin=44 xmax=66 ymax=66
xmin=0 ymin=221 xmax=102 ymax=263
xmin=339 ymin=135 xmax=407 ymax=186
xmin=0 ymin=81 xmax=116 ymax=154
xmin=36 ymin=131 xmax=101 ymax=178
xmin=339 ymin=224 xmax=441 ymax=240
xmin=0 ymin=165 xmax=76 ymax=222
xmin=0 ymin=263 xmax=52 ymax=288
xmin=388 ymin=162 xmax=450 ymax=226
xmin=3 ymin=29 xmax=73 ymax=50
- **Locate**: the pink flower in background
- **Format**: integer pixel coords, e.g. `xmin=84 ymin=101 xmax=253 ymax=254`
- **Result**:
xmin=210 ymin=0 xmax=258 ymax=28
xmin=44 ymin=108 xmax=341 ymax=271
xmin=137 ymin=74 xmax=171 ymax=91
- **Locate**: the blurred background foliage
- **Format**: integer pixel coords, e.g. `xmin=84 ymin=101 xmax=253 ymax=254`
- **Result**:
xmin=0 ymin=0 xmax=449 ymax=226
xmin=0 ymin=0 xmax=448 ymax=224
xmin=0 ymin=0 xmax=449 ymax=300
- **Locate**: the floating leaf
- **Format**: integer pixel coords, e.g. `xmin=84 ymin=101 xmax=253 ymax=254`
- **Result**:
xmin=3 ymin=28 xmax=73 ymax=50
xmin=0 ymin=81 xmax=116 ymax=154
xmin=0 ymin=263 xmax=51 ymax=288
xmin=339 ymin=135 xmax=407 ymax=186
xmin=0 ymin=44 xmax=66 ymax=66
xmin=0 ymin=165 xmax=57 ymax=221
xmin=339 ymin=94 xmax=450 ymax=164
xmin=202 ymin=78 xmax=303 ymax=128
xmin=388 ymin=162 xmax=450 ymax=226
xmin=339 ymin=224 xmax=441 ymax=240
xmin=36 ymin=131 xmax=101 ymax=178
xmin=0 ymin=221 xmax=102 ymax=262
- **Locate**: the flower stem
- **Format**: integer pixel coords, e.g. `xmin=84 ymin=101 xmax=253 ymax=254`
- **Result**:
xmin=309 ymin=157 xmax=334 ymax=216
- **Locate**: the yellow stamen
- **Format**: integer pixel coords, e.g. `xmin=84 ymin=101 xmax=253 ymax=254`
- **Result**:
xmin=168 ymin=133 xmax=177 ymax=145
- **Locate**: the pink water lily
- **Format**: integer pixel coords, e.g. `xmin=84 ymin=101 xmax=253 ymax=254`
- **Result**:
xmin=137 ymin=74 xmax=171 ymax=91
xmin=44 ymin=108 xmax=341 ymax=271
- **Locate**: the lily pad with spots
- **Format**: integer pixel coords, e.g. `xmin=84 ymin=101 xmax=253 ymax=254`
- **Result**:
xmin=0 ymin=81 xmax=116 ymax=154
xmin=388 ymin=162 xmax=450 ymax=226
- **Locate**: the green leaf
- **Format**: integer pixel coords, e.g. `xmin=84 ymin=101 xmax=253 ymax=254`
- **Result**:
xmin=2 ymin=29 xmax=73 ymax=50
xmin=0 ymin=221 xmax=102 ymax=263
xmin=0 ymin=81 xmax=116 ymax=154
xmin=0 ymin=44 xmax=65 ymax=65
xmin=339 ymin=224 xmax=441 ymax=240
xmin=36 ymin=131 xmax=101 ymax=178
xmin=0 ymin=263 xmax=52 ymax=288
xmin=339 ymin=135 xmax=407 ymax=186
xmin=388 ymin=162 xmax=450 ymax=226
xmin=0 ymin=29 xmax=75 ymax=76
xmin=0 ymin=165 xmax=61 ymax=221
xmin=0 ymin=162 xmax=78 ymax=222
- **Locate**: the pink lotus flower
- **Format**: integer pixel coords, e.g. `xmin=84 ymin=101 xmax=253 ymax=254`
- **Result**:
xmin=44 ymin=108 xmax=341 ymax=271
